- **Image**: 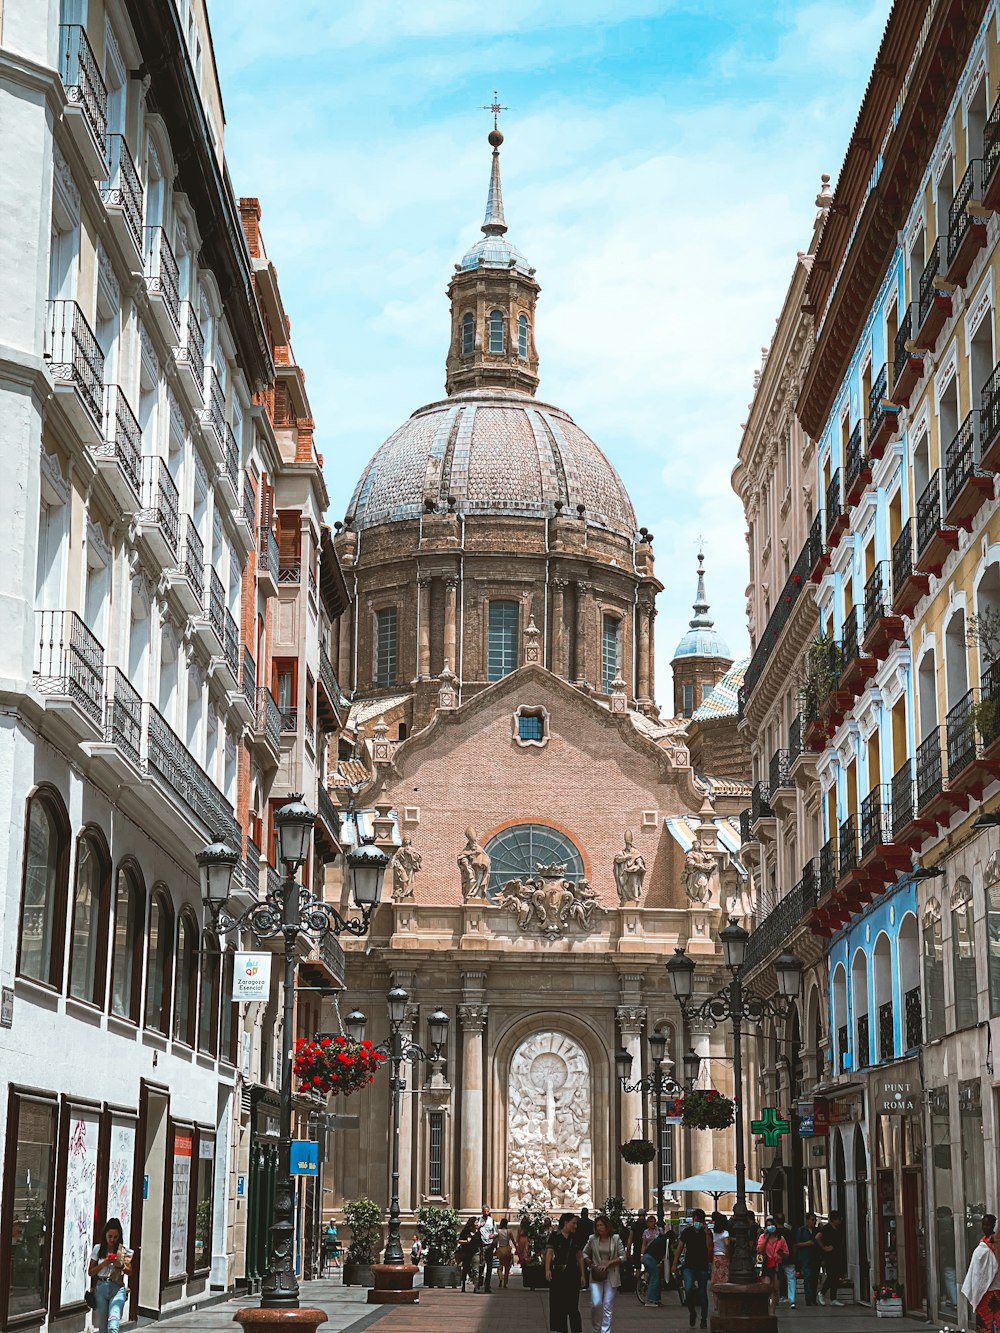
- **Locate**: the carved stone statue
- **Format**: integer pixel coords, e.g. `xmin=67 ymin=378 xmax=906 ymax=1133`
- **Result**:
xmin=458 ymin=826 xmax=490 ymax=899
xmin=613 ymin=830 xmax=646 ymax=904
xmin=389 ymin=835 xmax=422 ymax=901
xmin=499 ymin=867 xmax=605 ymax=938
xmin=683 ymin=844 xmax=717 ymax=905
xmin=507 ymin=1032 xmax=593 ymax=1211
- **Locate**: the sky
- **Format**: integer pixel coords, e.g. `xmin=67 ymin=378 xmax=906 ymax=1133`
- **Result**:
xmin=209 ymin=0 xmax=892 ymax=694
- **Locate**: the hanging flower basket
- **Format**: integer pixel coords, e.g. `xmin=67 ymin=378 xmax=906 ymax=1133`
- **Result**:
xmin=293 ymin=1035 xmax=385 ymax=1096
xmin=620 ymin=1138 xmax=656 ymax=1165
xmin=682 ymin=1090 xmax=735 ymax=1131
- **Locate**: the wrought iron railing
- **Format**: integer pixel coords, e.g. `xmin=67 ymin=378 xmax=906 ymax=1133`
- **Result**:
xmin=841 ymin=605 xmax=862 ymax=671
xmin=769 ymin=749 xmax=792 ymax=795
xmin=856 ymin=1012 xmax=870 ymax=1069
xmin=98 ymin=384 xmax=141 ymax=502
xmin=140 ymin=456 xmax=179 ymax=559
xmin=176 ymin=516 xmax=205 ymax=605
xmin=319 ymin=930 xmax=345 ymax=979
xmin=893 ymin=303 xmax=913 ymax=382
xmin=838 ymin=1024 xmax=849 ymax=1073
xmin=223 ymin=609 xmax=239 ymax=678
xmin=949 ymin=158 xmax=984 ymax=264
xmin=892 ymin=519 xmax=915 ymax=595
xmin=256 ymin=686 xmax=281 ymax=752
xmin=202 ymin=567 xmax=225 ymax=642
xmin=788 ymin=713 xmax=803 ymax=763
xmin=741 ymin=527 xmax=815 ymax=699
xmin=241 ymin=645 xmax=256 ymax=712
xmin=916 ymin=728 xmax=944 ymax=810
xmin=845 ymin=420 xmax=865 ymax=497
xmin=244 ymin=838 xmax=261 ymax=899
xmin=983 ymin=358 xmax=1000 ymax=449
xmin=202 ymin=367 xmax=226 ymax=448
xmin=259 ymin=526 xmax=279 ymax=585
xmin=176 ymin=302 xmax=205 ymax=394
xmin=45 ymin=300 xmax=104 ymax=424
xmin=144 ymin=703 xmax=240 ymax=848
xmin=742 ymin=859 xmax=817 ymax=976
xmin=826 ymin=468 xmax=843 ymax=531
xmin=266 ymin=864 xmax=281 ymax=901
xmin=143 ymin=226 xmax=180 ymax=333
xmin=104 ymin=666 xmax=141 ymax=764
xmin=750 ymin=780 xmax=773 ymax=824
xmin=279 ymin=560 xmax=301 ymax=584
xmin=878 ymin=1001 xmax=894 ymax=1063
xmin=891 ymin=760 xmax=914 ymax=839
xmin=808 ymin=508 xmax=824 ymax=566
xmin=58 ymin=24 xmax=107 ymax=150
xmin=308 ymin=565 xmax=318 ymax=602
xmin=100 ymin=133 xmax=142 ymax=253
xmin=819 ymin=836 xmax=838 ymax=896
xmin=945 ymin=688 xmax=978 ymax=780
xmin=317 ymin=783 xmax=340 ymax=841
xmin=918 ymin=236 xmax=945 ymax=328
xmin=281 ymin=708 xmax=298 ymax=733
xmin=864 ymin=560 xmax=891 ymax=629
xmin=986 ymin=92 xmax=1000 ymax=187
xmin=916 ymin=470 xmax=944 ymax=559
xmin=34 ymin=609 xmax=104 ymax=725
xmin=945 ymin=411 xmax=982 ymax=510
xmin=242 ymin=475 xmax=256 ymax=533
xmin=861 ymin=784 xmax=892 ymax=858
xmin=868 ymin=362 xmax=890 ymax=440
xmin=739 ymin=808 xmax=752 ymax=845
xmin=839 ymin=813 xmax=859 ymax=877
xmin=319 ymin=642 xmax=341 ymax=709
xmin=981 ymin=660 xmax=1000 ymax=748
xmin=224 ymin=422 xmax=240 ymax=491
xmin=904 ymin=985 xmax=923 ymax=1050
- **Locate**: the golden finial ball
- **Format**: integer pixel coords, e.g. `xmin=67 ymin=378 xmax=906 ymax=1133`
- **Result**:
xmin=489 ymin=128 xmax=504 ymax=148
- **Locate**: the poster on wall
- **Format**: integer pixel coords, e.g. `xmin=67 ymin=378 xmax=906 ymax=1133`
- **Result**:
xmin=60 ymin=1109 xmax=100 ymax=1309
xmin=107 ymin=1118 xmax=136 ymax=1244
xmin=168 ymin=1130 xmax=193 ymax=1279
xmin=232 ymin=952 xmax=271 ymax=1001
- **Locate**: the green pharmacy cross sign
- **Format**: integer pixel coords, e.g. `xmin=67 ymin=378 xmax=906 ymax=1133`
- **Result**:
xmin=751 ymin=1107 xmax=790 ymax=1146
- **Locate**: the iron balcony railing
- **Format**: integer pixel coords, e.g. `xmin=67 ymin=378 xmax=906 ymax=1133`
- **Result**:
xmin=845 ymin=420 xmax=865 ymax=497
xmin=224 ymin=423 xmax=240 ymax=491
xmin=769 ymin=749 xmax=792 ymax=795
xmin=741 ymin=860 xmax=817 ymax=976
xmin=280 ymin=707 xmax=297 ymax=733
xmin=861 ymin=783 xmax=892 ymax=859
xmin=904 ymin=986 xmax=923 ymax=1050
xmin=839 ymin=813 xmax=859 ymax=877
xmin=140 ymin=456 xmax=179 ymax=559
xmin=319 ymin=929 xmax=345 ymax=979
xmin=739 ymin=808 xmax=752 ymax=845
xmin=891 ymin=760 xmax=914 ymax=839
xmin=98 ymin=384 xmax=141 ymax=502
xmin=841 ymin=605 xmax=862 ymax=672
xmin=143 ymin=226 xmax=180 ymax=334
xmin=241 ymin=645 xmax=256 ymax=712
xmin=916 ymin=470 xmax=944 ymax=560
xmin=878 ymin=1001 xmax=894 ymax=1063
xmin=981 ymin=660 xmax=1000 ymax=748
xmin=308 ymin=566 xmax=318 ymax=602
xmin=176 ymin=516 xmax=205 ymax=605
xmin=856 ymin=1013 xmax=871 ymax=1070
xmin=819 ymin=836 xmax=838 ymax=897
xmin=317 ymin=783 xmax=340 ymax=842
xmin=982 ymin=358 xmax=1000 ymax=449
xmin=144 ymin=703 xmax=240 ymax=849
xmin=808 ymin=508 xmax=824 ymax=565
xmin=945 ymin=411 xmax=983 ymax=511
xmin=223 ymin=609 xmax=239 ymax=678
xmin=266 ymin=864 xmax=281 ymax=901
xmin=242 ymin=476 xmax=256 ymax=533
xmin=949 ymin=158 xmax=984 ymax=265
xmin=202 ymin=367 xmax=226 ymax=448
xmin=279 ymin=559 xmax=301 ymax=584
xmin=737 ymin=684 xmax=746 ymax=721
xmin=100 ymin=134 xmax=142 ymax=253
xmin=103 ymin=666 xmax=141 ymax=765
xmin=892 ymin=519 xmax=915 ymax=593
xmin=986 ymin=92 xmax=1000 ymax=187
xmin=259 ymin=526 xmax=279 ymax=585
xmin=34 ymin=609 xmax=104 ymax=726
xmin=750 ymin=780 xmax=773 ymax=824
xmin=741 ymin=526 xmax=815 ymax=699
xmin=58 ymin=24 xmax=107 ymax=152
xmin=826 ymin=468 xmax=843 ymax=531
xmin=868 ymin=362 xmax=890 ymax=440
xmin=45 ymin=300 xmax=104 ymax=425
xmin=242 ymin=838 xmax=262 ymax=899
xmin=837 ymin=1024 xmax=849 ymax=1073
xmin=918 ymin=236 xmax=946 ymax=329
xmin=893 ymin=303 xmax=913 ymax=381
xmin=916 ymin=727 xmax=945 ymax=810
xmin=304 ymin=712 xmax=315 ymax=750
xmin=204 ymin=567 xmax=225 ymax=639
xmin=945 ymin=688 xmax=978 ymax=781
xmin=319 ymin=642 xmax=341 ymax=709
xmin=788 ymin=713 xmax=803 ymax=763
xmin=176 ymin=302 xmax=205 ymax=394
xmin=256 ymin=686 xmax=281 ymax=752
xmin=864 ymin=560 xmax=892 ymax=629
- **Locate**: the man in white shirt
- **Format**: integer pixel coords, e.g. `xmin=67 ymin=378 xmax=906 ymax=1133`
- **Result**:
xmin=478 ymin=1205 xmax=498 ymax=1292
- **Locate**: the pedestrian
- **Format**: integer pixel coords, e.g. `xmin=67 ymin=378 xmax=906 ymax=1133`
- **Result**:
xmin=88 ymin=1217 xmax=132 ymax=1333
xmin=496 ymin=1217 xmax=514 ymax=1288
xmin=710 ymin=1212 xmax=730 ymax=1310
xmin=962 ymin=1213 xmax=1000 ymax=1332
xmin=774 ymin=1212 xmax=796 ymax=1307
xmin=641 ymin=1224 xmax=669 ymax=1308
xmin=672 ymin=1206 xmax=712 ymax=1329
xmin=577 ymin=1206 xmax=595 ymax=1247
xmin=546 ymin=1212 xmax=585 ymax=1333
xmin=795 ymin=1212 xmax=819 ymax=1306
xmin=756 ymin=1216 xmax=789 ymax=1316
xmin=457 ymin=1216 xmax=482 ymax=1292
xmin=516 ymin=1218 xmax=533 ymax=1270
xmin=627 ymin=1208 xmax=647 ymax=1261
xmin=583 ymin=1213 xmax=625 ymax=1333
xmin=478 ymin=1204 xmax=498 ymax=1291
xmin=815 ymin=1210 xmax=847 ymax=1306
xmin=409 ymin=1231 xmax=423 ymax=1266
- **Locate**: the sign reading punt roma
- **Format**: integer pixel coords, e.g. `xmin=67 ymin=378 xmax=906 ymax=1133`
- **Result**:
xmin=232 ymin=952 xmax=272 ymax=1001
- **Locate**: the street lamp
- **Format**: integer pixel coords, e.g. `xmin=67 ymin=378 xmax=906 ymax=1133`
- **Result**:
xmin=197 ymin=796 xmax=389 ymax=1310
xmin=667 ymin=919 xmax=802 ymax=1290
xmin=616 ymin=1027 xmax=696 ymax=1229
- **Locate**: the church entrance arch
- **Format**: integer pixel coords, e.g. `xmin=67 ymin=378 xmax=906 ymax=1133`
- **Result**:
xmin=506 ymin=1032 xmax=593 ymax=1212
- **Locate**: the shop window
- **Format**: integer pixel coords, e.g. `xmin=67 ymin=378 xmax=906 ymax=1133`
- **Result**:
xmin=950 ymin=877 xmax=977 ymax=1029
xmin=68 ymin=831 xmax=110 ymax=1005
xmin=17 ymin=788 xmax=70 ymax=987
xmin=375 ymin=607 xmax=397 ymax=687
xmin=191 ymin=1132 xmax=215 ymax=1271
xmin=2 ymin=1092 xmax=57 ymax=1323
xmin=487 ymin=600 xmax=519 ymax=681
xmin=173 ymin=912 xmax=199 ymax=1046
xmin=922 ymin=900 xmax=945 ymax=1041
xmin=601 ymin=614 xmax=621 ymax=693
xmin=930 ymin=1087 xmax=957 ymax=1317
xmin=110 ymin=863 xmax=143 ymax=1022
xmin=518 ymin=312 xmax=528 ymax=359
xmin=461 ymin=311 xmax=474 ymax=355
xmin=427 ymin=1112 xmax=444 ymax=1195
xmin=197 ymin=931 xmax=220 ymax=1056
xmin=167 ymin=1126 xmax=193 ymax=1281
xmin=145 ymin=888 xmax=174 ymax=1034
xmin=960 ymin=1080 xmax=986 ymax=1270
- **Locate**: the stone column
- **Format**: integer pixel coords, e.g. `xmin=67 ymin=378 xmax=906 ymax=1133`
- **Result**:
xmin=636 ymin=605 xmax=650 ymax=701
xmin=551 ymin=580 xmax=566 ymax=677
xmin=574 ymin=580 xmax=591 ymax=685
xmin=648 ymin=606 xmax=657 ymax=703
xmin=337 ymin=608 xmax=352 ymax=687
xmin=417 ymin=576 xmax=432 ymax=679
xmin=459 ymin=1003 xmax=487 ymax=1209
xmin=687 ymin=1017 xmax=716 ymax=1178
xmin=617 ymin=1006 xmax=647 ymax=1207
xmin=444 ymin=577 xmax=458 ymax=674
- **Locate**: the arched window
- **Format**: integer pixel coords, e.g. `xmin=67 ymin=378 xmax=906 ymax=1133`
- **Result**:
xmin=517 ymin=313 xmax=528 ymax=359
xmin=488 ymin=309 xmax=505 ymax=354
xmin=872 ymin=932 xmax=893 ymax=1062
xmin=831 ymin=963 xmax=848 ymax=1074
xmin=220 ymin=950 xmax=238 ymax=1065
xmin=601 ymin=615 xmax=621 ymax=693
xmin=461 ymin=312 xmax=474 ymax=356
xmin=923 ymin=899 xmax=945 ymax=1040
xmin=487 ymin=600 xmax=519 ymax=681
xmin=173 ymin=911 xmax=199 ymax=1045
xmin=197 ymin=930 xmax=220 ymax=1056
xmin=483 ymin=823 xmax=584 ymax=898
xmin=110 ymin=863 xmax=144 ymax=1021
xmin=145 ymin=888 xmax=174 ymax=1034
xmin=951 ymin=876 xmax=977 ymax=1028
xmin=17 ymin=788 xmax=70 ymax=986
xmin=68 ymin=830 xmax=111 ymax=1005
xmin=851 ymin=949 xmax=870 ymax=1069
xmin=898 ymin=912 xmax=921 ymax=1047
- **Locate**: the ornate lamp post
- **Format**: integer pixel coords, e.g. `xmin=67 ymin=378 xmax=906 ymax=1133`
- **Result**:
xmin=615 ymin=1030 xmax=699 ymax=1228
xmin=667 ymin=920 xmax=802 ymax=1292
xmin=197 ymin=797 xmax=389 ymax=1311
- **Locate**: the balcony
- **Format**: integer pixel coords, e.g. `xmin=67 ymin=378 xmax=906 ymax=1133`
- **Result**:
xmin=947 ymin=158 xmax=990 ymax=285
xmin=862 ymin=560 xmax=903 ymax=659
xmin=252 ymin=686 xmax=281 ymax=767
xmin=258 ymin=526 xmax=280 ymax=598
xmin=904 ymin=985 xmax=923 ymax=1051
xmin=739 ymin=807 xmax=753 ymax=848
xmin=838 ymin=813 xmax=859 ymax=883
xmin=96 ymin=385 xmax=141 ymax=512
xmin=878 ymin=1001 xmax=894 ymax=1063
xmin=979 ymin=660 xmax=1000 ymax=771
xmin=318 ymin=642 xmax=345 ymax=727
xmin=891 ymin=520 xmax=930 ymax=618
xmin=279 ymin=558 xmax=301 ymax=585
xmin=166 ymin=516 xmax=204 ymax=619
xmin=220 ymin=423 xmax=240 ymax=503
xmin=33 ymin=609 xmax=104 ymax=734
xmin=741 ymin=859 xmax=817 ymax=977
xmin=143 ymin=226 xmax=180 ymax=342
xmin=891 ymin=759 xmax=920 ymax=846
xmin=102 ymin=666 xmax=142 ymax=774
xmin=826 ymin=468 xmax=848 ymax=547
xmin=860 ymin=784 xmax=890 ymax=861
xmin=838 ymin=606 xmax=877 ymax=699
xmin=174 ymin=302 xmax=205 ymax=412
xmin=807 ymin=510 xmax=828 ymax=583
xmin=812 ymin=635 xmax=849 ymax=729
xmin=100 ymin=134 xmax=143 ymax=262
xmin=915 ymin=470 xmax=958 ymax=577
xmin=860 ymin=782 xmax=910 ymax=882
xmin=44 ymin=300 xmax=105 ymax=443
xmin=979 ymin=359 xmax=1000 ymax=475
xmin=913 ymin=237 xmax=953 ymax=351
xmin=234 ymin=645 xmax=256 ymax=726
xmin=801 ymin=682 xmax=829 ymax=753
xmin=837 ymin=1024 xmax=849 ymax=1074
xmin=749 ymin=780 xmax=775 ymax=834
xmin=58 ymin=25 xmax=107 ymax=176
xmin=138 ymin=457 xmax=179 ymax=566
xmin=200 ymin=368 xmax=226 ymax=459
xmin=144 ymin=702 xmax=240 ymax=850
xmin=315 ymin=783 xmax=342 ymax=864
xmin=217 ymin=610 xmax=240 ymax=691
xmin=944 ymin=410 xmax=993 ymax=531
xmin=281 ymin=707 xmax=298 ymax=735
xmin=889 ymin=303 xmax=925 ymax=407
xmin=196 ymin=568 xmax=226 ymax=659
xmin=243 ymin=838 xmax=262 ymax=899
xmin=741 ymin=527 xmax=816 ymax=704
xmin=945 ymin=688 xmax=984 ymax=799
xmin=914 ymin=726 xmax=969 ymax=826
xmin=818 ymin=836 xmax=839 ymax=901
xmin=867 ymin=362 xmax=900 ymax=460
xmin=768 ymin=749 xmax=794 ymax=817
xmin=844 ymin=420 xmax=870 ymax=507
xmin=856 ymin=1014 xmax=871 ymax=1070
xmin=985 ymin=92 xmax=1000 ymax=210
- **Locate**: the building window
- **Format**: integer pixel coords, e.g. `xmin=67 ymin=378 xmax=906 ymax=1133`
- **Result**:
xmin=488 ymin=600 xmax=519 ymax=681
xmin=375 ymin=607 xmax=398 ymax=687
xmin=929 ymin=1087 xmax=957 ymax=1318
xmin=2 ymin=1092 xmax=57 ymax=1323
xmin=192 ymin=1131 xmax=215 ymax=1271
xmin=145 ymin=889 xmax=173 ymax=1034
xmin=168 ymin=1126 xmax=193 ymax=1280
xmin=682 ymin=683 xmax=694 ymax=717
xmin=428 ymin=1112 xmax=444 ymax=1195
xmin=601 ymin=614 xmax=621 ymax=693
xmin=220 ymin=951 xmax=237 ymax=1065
xmin=488 ymin=309 xmax=505 ymax=354
xmin=68 ymin=832 xmax=110 ymax=1005
xmin=519 ymin=713 xmax=544 ymax=741
xmin=951 ymin=877 xmax=978 ymax=1029
xmin=110 ymin=864 xmax=143 ymax=1022
xmin=659 ymin=1118 xmax=675 ymax=1195
xmin=173 ymin=912 xmax=199 ymax=1045
xmin=518 ymin=313 xmax=528 ymax=359
xmin=197 ymin=931 xmax=220 ymax=1056
xmin=17 ymin=788 xmax=70 ymax=987
xmin=960 ymin=1080 xmax=986 ymax=1266
xmin=461 ymin=312 xmax=474 ymax=355
xmin=484 ymin=823 xmax=585 ymax=897
xmin=922 ymin=900 xmax=945 ymax=1041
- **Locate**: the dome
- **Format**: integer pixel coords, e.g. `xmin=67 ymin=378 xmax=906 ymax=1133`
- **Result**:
xmin=347 ymin=390 xmax=637 ymax=538
xmin=460 ymin=233 xmax=533 ymax=275
xmin=672 ymin=552 xmax=731 ymax=660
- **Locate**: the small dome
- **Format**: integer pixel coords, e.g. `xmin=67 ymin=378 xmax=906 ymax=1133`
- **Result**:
xmin=460 ymin=233 xmax=533 ymax=275
xmin=672 ymin=552 xmax=731 ymax=661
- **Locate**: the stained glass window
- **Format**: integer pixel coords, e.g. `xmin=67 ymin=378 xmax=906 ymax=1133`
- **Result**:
xmin=484 ymin=823 xmax=584 ymax=898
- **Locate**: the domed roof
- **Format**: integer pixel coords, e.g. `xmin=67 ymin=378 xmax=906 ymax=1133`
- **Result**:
xmin=346 ymin=390 xmax=637 ymax=537
xmin=672 ymin=553 xmax=731 ymax=661
xmin=460 ymin=232 xmax=532 ymax=276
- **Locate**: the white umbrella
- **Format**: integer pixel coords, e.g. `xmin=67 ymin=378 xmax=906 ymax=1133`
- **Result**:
xmin=658 ymin=1170 xmax=764 ymax=1206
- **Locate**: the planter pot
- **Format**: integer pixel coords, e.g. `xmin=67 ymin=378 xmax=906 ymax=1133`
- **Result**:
xmin=343 ymin=1261 xmax=376 ymax=1288
xmin=424 ymin=1264 xmax=460 ymax=1289
xmin=522 ymin=1265 xmax=549 ymax=1289
xmin=876 ymin=1298 xmax=903 ymax=1318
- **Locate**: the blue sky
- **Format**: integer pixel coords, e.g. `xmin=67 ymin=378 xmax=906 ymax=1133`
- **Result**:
xmin=210 ymin=0 xmax=891 ymax=701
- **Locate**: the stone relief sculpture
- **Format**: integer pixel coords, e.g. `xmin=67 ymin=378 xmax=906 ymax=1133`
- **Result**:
xmin=507 ymin=1032 xmax=592 ymax=1211
xmin=683 ymin=844 xmax=717 ymax=905
xmin=613 ymin=830 xmax=646 ymax=903
xmin=389 ymin=835 xmax=422 ymax=901
xmin=499 ymin=866 xmax=605 ymax=938
xmin=458 ymin=827 xmax=490 ymax=899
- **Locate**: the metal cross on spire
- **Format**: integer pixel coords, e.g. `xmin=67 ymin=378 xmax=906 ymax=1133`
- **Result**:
xmin=482 ymin=90 xmax=508 ymax=130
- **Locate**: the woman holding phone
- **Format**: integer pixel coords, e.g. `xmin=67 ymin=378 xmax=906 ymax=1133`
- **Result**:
xmin=88 ymin=1217 xmax=132 ymax=1333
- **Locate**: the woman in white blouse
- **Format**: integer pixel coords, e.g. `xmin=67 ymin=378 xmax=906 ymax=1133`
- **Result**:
xmin=87 ymin=1217 xmax=132 ymax=1333
xmin=583 ymin=1214 xmax=625 ymax=1333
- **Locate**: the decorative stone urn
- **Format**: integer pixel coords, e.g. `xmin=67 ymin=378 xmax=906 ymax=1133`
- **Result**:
xmin=367 ymin=1262 xmax=420 ymax=1304
xmin=711 ymin=1280 xmax=777 ymax=1333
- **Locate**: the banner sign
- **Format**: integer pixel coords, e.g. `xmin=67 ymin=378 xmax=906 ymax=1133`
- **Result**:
xmin=290 ymin=1140 xmax=319 ymax=1177
xmin=232 ymin=952 xmax=271 ymax=1001
xmin=874 ymin=1069 xmax=919 ymax=1114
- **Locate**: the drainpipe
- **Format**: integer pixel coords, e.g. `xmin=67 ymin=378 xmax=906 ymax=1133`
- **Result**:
xmin=543 ymin=511 xmax=550 ymax=668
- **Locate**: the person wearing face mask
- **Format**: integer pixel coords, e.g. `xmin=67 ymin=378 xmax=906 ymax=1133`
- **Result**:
xmin=756 ymin=1216 xmax=789 ymax=1316
xmin=671 ymin=1208 xmax=712 ymax=1329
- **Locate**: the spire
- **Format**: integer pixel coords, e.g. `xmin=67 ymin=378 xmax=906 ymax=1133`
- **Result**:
xmin=482 ymin=132 xmax=508 ymax=235
xmin=689 ymin=550 xmax=713 ymax=629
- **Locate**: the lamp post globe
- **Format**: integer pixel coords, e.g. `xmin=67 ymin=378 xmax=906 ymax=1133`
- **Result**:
xmin=196 ymin=836 xmax=239 ymax=923
xmin=427 ymin=1009 xmax=450 ymax=1050
xmin=682 ymin=1047 xmax=701 ymax=1087
xmin=648 ymin=1027 xmax=668 ymax=1063
xmin=719 ymin=917 xmax=750 ymax=971
xmin=666 ymin=946 xmax=696 ymax=1001
xmin=274 ymin=793 xmax=315 ymax=871
xmin=614 ymin=1048 xmax=633 ymax=1080
xmin=775 ymin=950 xmax=804 ymax=999
xmin=346 ymin=1010 xmax=367 ymax=1043
xmin=387 ymin=986 xmax=409 ymax=1026
xmin=345 ymin=838 xmax=390 ymax=907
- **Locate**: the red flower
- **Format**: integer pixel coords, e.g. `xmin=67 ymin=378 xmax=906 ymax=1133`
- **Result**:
xmin=321 ymin=1037 xmax=332 ymax=1047
xmin=313 ymin=1076 xmax=323 ymax=1085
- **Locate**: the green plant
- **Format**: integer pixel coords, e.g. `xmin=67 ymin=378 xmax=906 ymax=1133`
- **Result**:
xmin=971 ymin=695 xmax=1000 ymax=747
xmin=344 ymin=1197 xmax=383 ymax=1263
xmin=417 ymin=1204 xmax=461 ymax=1265
xmin=804 ymin=633 xmax=840 ymax=701
xmin=682 ymin=1089 xmax=735 ymax=1130
xmin=518 ymin=1194 xmax=553 ymax=1258
xmin=601 ymin=1197 xmax=637 ymax=1244
xmin=619 ymin=1138 xmax=656 ymax=1165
